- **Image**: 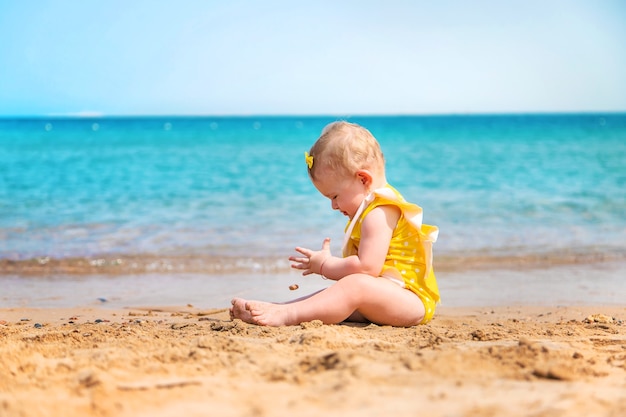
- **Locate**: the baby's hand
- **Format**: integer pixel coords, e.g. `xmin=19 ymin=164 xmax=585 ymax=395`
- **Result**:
xmin=289 ymin=237 xmax=331 ymax=276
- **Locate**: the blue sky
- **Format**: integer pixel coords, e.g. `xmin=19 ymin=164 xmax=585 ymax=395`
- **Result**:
xmin=1 ymin=0 xmax=625 ymax=116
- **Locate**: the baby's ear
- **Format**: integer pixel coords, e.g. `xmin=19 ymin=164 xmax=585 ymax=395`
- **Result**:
xmin=356 ymin=170 xmax=373 ymax=186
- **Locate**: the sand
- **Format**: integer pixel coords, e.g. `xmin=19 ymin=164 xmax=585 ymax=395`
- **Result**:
xmin=1 ymin=304 xmax=624 ymax=417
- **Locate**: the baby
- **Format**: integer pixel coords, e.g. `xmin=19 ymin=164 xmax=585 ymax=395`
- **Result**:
xmin=231 ymin=121 xmax=440 ymax=326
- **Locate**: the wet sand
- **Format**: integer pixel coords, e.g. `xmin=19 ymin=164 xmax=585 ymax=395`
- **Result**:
xmin=3 ymin=260 xmax=625 ymax=309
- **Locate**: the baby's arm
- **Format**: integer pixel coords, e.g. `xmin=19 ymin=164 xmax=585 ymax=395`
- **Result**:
xmin=290 ymin=205 xmax=400 ymax=280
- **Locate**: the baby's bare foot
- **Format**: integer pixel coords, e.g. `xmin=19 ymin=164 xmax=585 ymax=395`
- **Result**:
xmin=245 ymin=300 xmax=296 ymax=326
xmin=230 ymin=298 xmax=254 ymax=323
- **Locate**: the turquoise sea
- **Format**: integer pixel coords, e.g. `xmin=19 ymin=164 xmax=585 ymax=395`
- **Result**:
xmin=1 ymin=114 xmax=625 ymax=307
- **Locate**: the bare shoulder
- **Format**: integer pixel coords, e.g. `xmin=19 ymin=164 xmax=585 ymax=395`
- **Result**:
xmin=362 ymin=204 xmax=401 ymax=231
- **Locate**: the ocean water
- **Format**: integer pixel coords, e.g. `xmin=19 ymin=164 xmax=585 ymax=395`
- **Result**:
xmin=1 ymin=114 xmax=625 ymax=268
xmin=2 ymin=114 xmax=625 ymax=308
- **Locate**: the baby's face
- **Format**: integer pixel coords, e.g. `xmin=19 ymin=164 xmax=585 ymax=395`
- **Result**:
xmin=312 ymin=169 xmax=369 ymax=219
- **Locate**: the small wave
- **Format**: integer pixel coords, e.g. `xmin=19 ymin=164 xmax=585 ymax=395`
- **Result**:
xmin=1 ymin=246 xmax=624 ymax=277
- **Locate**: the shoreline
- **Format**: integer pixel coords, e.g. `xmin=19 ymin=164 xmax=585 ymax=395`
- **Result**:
xmin=1 ymin=304 xmax=624 ymax=417
xmin=1 ymin=246 xmax=625 ymax=276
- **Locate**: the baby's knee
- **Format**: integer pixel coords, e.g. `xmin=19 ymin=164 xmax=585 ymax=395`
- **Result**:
xmin=336 ymin=273 xmax=383 ymax=298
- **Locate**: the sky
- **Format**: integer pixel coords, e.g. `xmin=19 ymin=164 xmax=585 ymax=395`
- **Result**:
xmin=1 ymin=0 xmax=625 ymax=116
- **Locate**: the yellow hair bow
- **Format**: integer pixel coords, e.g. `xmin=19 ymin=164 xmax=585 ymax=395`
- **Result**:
xmin=304 ymin=152 xmax=314 ymax=169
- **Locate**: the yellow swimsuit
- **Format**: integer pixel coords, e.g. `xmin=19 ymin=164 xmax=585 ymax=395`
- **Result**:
xmin=342 ymin=185 xmax=440 ymax=324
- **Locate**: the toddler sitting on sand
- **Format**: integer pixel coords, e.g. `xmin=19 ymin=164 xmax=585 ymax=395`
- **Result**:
xmin=231 ymin=121 xmax=440 ymax=327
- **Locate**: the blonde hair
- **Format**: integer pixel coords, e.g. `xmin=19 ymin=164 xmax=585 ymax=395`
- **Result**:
xmin=307 ymin=121 xmax=385 ymax=180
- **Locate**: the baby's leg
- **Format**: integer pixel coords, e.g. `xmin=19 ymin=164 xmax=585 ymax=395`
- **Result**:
xmin=240 ymin=282 xmax=356 ymax=326
xmin=237 ymin=274 xmax=425 ymax=327
xmin=231 ymin=290 xmax=325 ymax=325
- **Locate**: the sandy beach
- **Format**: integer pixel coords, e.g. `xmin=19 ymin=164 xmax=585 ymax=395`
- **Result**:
xmin=2 ymin=6 xmax=625 ymax=416
xmin=1 ymin=303 xmax=624 ymax=417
